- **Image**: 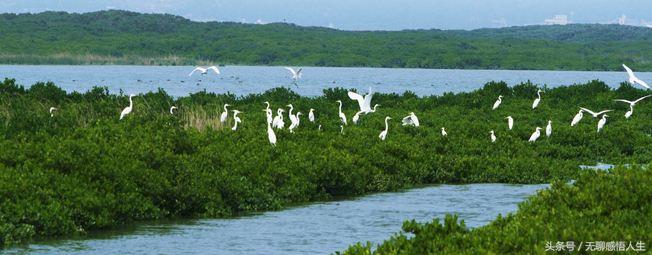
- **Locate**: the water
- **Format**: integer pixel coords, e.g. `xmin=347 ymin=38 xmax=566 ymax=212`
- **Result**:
xmin=1 ymin=65 xmax=648 ymax=97
xmin=6 ymin=183 xmax=547 ymax=255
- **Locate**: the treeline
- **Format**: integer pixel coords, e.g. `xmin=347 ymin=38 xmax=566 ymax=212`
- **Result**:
xmin=0 ymin=10 xmax=652 ymax=70
xmin=1 ymin=78 xmax=651 ymax=246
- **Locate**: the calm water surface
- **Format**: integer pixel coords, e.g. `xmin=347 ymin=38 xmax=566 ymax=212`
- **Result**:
xmin=0 ymin=65 xmax=648 ymax=97
xmin=5 ymin=184 xmax=547 ymax=255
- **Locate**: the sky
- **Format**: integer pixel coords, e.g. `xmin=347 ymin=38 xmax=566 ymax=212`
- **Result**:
xmin=1 ymin=0 xmax=652 ymax=30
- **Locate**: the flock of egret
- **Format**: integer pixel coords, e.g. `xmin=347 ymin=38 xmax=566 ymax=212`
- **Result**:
xmin=46 ymin=64 xmax=651 ymax=146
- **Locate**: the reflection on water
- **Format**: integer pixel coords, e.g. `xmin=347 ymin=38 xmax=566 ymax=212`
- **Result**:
xmin=6 ymin=184 xmax=548 ymax=255
xmin=0 ymin=65 xmax=646 ymax=97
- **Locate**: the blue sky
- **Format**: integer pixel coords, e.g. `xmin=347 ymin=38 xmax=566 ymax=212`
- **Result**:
xmin=1 ymin=0 xmax=651 ymax=30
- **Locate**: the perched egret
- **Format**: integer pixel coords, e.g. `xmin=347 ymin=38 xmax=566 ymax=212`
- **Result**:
xmin=220 ymin=104 xmax=231 ymax=123
xmin=49 ymin=107 xmax=57 ymax=117
xmin=272 ymin=109 xmax=285 ymax=129
xmin=189 ymin=66 xmax=220 ymax=76
xmin=532 ymin=89 xmax=543 ymax=109
xmin=264 ymin=102 xmax=273 ymax=124
xmin=546 ymin=120 xmax=552 ymax=137
xmin=441 ymin=127 xmax=448 ymax=137
xmin=492 ymin=95 xmax=503 ymax=110
xmin=348 ymin=88 xmax=375 ymax=113
xmin=505 ymin=116 xmax=514 ymax=130
xmin=265 ymin=110 xmax=277 ymax=146
xmin=169 ymin=106 xmax=177 ymax=115
xmin=597 ymin=114 xmax=608 ymax=132
xmin=289 ymin=112 xmax=302 ymax=133
xmin=623 ymin=64 xmax=650 ymax=89
xmin=308 ymin=108 xmax=315 ymax=123
xmin=379 ymin=116 xmax=391 ymax=140
xmin=352 ymin=110 xmax=364 ymax=125
xmin=287 ymin=104 xmax=297 ymax=124
xmin=614 ymin=95 xmax=651 ymax=118
xmin=580 ymin=107 xmax=613 ymax=118
xmin=264 ymin=101 xmax=271 ymax=111
xmin=571 ymin=110 xmax=584 ymax=126
xmin=402 ymin=112 xmax=419 ymax=127
xmin=528 ymin=127 xmax=542 ymax=142
xmin=284 ymin=67 xmax=303 ymax=81
xmin=336 ymin=100 xmax=347 ymax=125
xmin=119 ymin=94 xmax=136 ymax=120
xmin=490 ymin=130 xmax=496 ymax=143
xmin=231 ymin=110 xmax=242 ymax=131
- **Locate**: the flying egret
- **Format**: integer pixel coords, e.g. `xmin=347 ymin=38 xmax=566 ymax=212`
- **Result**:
xmin=169 ymin=106 xmax=177 ymax=115
xmin=490 ymin=130 xmax=496 ymax=143
xmin=49 ymin=107 xmax=57 ymax=117
xmin=348 ymin=88 xmax=375 ymax=113
xmin=336 ymin=100 xmax=347 ymax=125
xmin=571 ymin=109 xmax=584 ymax=126
xmin=119 ymin=94 xmax=136 ymax=120
xmin=272 ymin=109 xmax=285 ymax=129
xmin=220 ymin=104 xmax=231 ymax=123
xmin=505 ymin=116 xmax=514 ymax=130
xmin=532 ymin=89 xmax=543 ymax=109
xmin=289 ymin=112 xmax=302 ymax=133
xmin=231 ymin=110 xmax=242 ymax=131
xmin=379 ymin=116 xmax=391 ymax=140
xmin=402 ymin=112 xmax=419 ymax=127
xmin=597 ymin=114 xmax=608 ymax=132
xmin=546 ymin=120 xmax=552 ymax=137
xmin=264 ymin=110 xmax=277 ymax=146
xmin=352 ymin=110 xmax=364 ymax=125
xmin=441 ymin=127 xmax=448 ymax=137
xmin=308 ymin=108 xmax=315 ymax=123
xmin=284 ymin=67 xmax=302 ymax=81
xmin=580 ymin=107 xmax=613 ymax=118
xmin=623 ymin=64 xmax=650 ymax=89
xmin=189 ymin=66 xmax=220 ymax=76
xmin=528 ymin=127 xmax=542 ymax=142
xmin=614 ymin=95 xmax=651 ymax=118
xmin=492 ymin=95 xmax=502 ymax=110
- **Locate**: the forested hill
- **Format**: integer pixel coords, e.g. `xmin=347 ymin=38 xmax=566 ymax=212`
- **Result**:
xmin=1 ymin=10 xmax=652 ymax=70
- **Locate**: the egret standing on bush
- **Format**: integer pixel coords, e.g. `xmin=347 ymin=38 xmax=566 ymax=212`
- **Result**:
xmin=490 ymin=130 xmax=496 ymax=143
xmin=220 ymin=104 xmax=231 ymax=123
xmin=264 ymin=102 xmax=273 ymax=124
xmin=272 ymin=108 xmax=285 ymax=129
xmin=120 ymin=94 xmax=136 ymax=120
xmin=528 ymin=127 xmax=542 ymax=142
xmin=49 ymin=107 xmax=57 ymax=117
xmin=231 ymin=110 xmax=242 ymax=131
xmin=441 ymin=127 xmax=448 ymax=137
xmin=169 ymin=106 xmax=177 ymax=115
xmin=546 ymin=120 xmax=552 ymax=137
xmin=492 ymin=95 xmax=502 ymax=110
xmin=571 ymin=109 xmax=584 ymax=126
xmin=308 ymin=108 xmax=315 ymax=123
xmin=505 ymin=116 xmax=514 ymax=130
xmin=379 ymin=116 xmax=391 ymax=140
xmin=597 ymin=114 xmax=608 ymax=132
xmin=265 ymin=110 xmax=277 ymax=146
xmin=532 ymin=89 xmax=543 ymax=109
xmin=336 ymin=100 xmax=347 ymax=125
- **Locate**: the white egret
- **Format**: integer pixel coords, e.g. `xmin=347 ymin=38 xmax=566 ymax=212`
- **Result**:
xmin=264 ymin=101 xmax=271 ymax=111
xmin=369 ymin=104 xmax=380 ymax=113
xmin=189 ymin=66 xmax=220 ymax=76
xmin=352 ymin=110 xmax=364 ymax=125
xmin=505 ymin=116 xmax=514 ymax=130
xmin=492 ymin=95 xmax=502 ymax=110
xmin=264 ymin=102 xmax=273 ymax=124
xmin=597 ymin=114 xmax=608 ymax=132
xmin=49 ymin=107 xmax=57 ymax=117
xmin=231 ymin=110 xmax=242 ymax=131
xmin=546 ymin=120 xmax=552 ymax=137
xmin=264 ymin=110 xmax=277 ymax=146
xmin=308 ymin=108 xmax=315 ymax=123
xmin=220 ymin=104 xmax=230 ymax=123
xmin=119 ymin=94 xmax=136 ymax=120
xmin=614 ymin=95 xmax=651 ymax=118
xmin=623 ymin=64 xmax=650 ymax=89
xmin=284 ymin=67 xmax=303 ymax=81
xmin=528 ymin=127 xmax=542 ymax=142
xmin=441 ymin=127 xmax=448 ymax=137
xmin=318 ymin=124 xmax=322 ymax=132
xmin=379 ymin=116 xmax=391 ymax=140
xmin=402 ymin=112 xmax=419 ymax=127
xmin=272 ymin=109 xmax=285 ymax=129
xmin=169 ymin=106 xmax=177 ymax=115
xmin=289 ymin=112 xmax=302 ymax=133
xmin=532 ymin=89 xmax=543 ymax=109
xmin=348 ymin=88 xmax=375 ymax=113
xmin=580 ymin=107 xmax=613 ymax=118
xmin=571 ymin=110 xmax=584 ymax=126
xmin=287 ymin=104 xmax=297 ymax=124
xmin=336 ymin=100 xmax=347 ymax=125
xmin=490 ymin=130 xmax=496 ymax=143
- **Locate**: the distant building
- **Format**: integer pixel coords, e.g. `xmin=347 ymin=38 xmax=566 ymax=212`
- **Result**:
xmin=544 ymin=15 xmax=569 ymax=25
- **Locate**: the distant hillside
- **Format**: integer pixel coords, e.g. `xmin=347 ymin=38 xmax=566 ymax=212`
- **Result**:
xmin=0 ymin=10 xmax=651 ymax=70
